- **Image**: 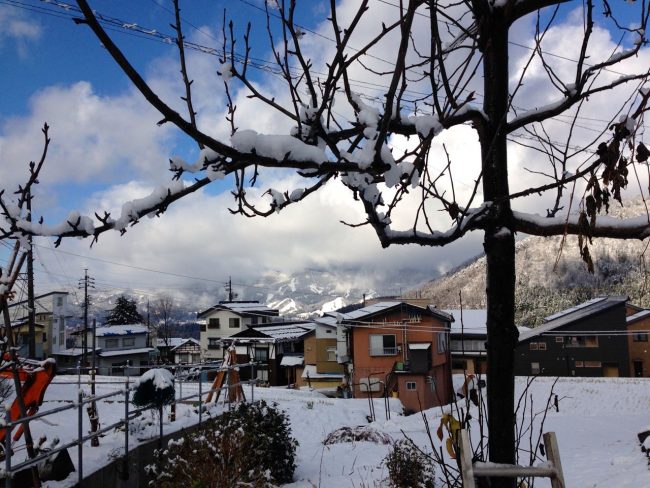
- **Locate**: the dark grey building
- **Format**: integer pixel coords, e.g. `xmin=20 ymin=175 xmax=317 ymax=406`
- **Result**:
xmin=514 ymin=296 xmax=629 ymax=377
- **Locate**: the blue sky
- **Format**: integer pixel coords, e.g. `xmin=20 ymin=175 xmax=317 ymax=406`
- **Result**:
xmin=1 ymin=1 xmax=648 ymax=310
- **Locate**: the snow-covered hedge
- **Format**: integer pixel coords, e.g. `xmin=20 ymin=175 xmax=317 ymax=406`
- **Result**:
xmin=146 ymin=400 xmax=298 ymax=487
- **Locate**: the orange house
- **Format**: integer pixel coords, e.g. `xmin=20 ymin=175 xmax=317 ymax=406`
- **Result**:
xmin=340 ymin=301 xmax=453 ymax=412
xmin=626 ymin=304 xmax=650 ymax=377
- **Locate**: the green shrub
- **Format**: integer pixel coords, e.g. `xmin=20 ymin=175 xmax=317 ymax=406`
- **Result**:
xmin=385 ymin=439 xmax=436 ymax=488
xmin=146 ymin=400 xmax=298 ymax=487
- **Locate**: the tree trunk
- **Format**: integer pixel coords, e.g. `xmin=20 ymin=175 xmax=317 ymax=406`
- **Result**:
xmin=480 ymin=10 xmax=518 ymax=488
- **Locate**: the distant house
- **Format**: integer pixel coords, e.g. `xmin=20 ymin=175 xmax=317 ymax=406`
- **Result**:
xmin=444 ymin=309 xmax=488 ymax=374
xmin=297 ymin=317 xmax=346 ymax=390
xmin=227 ymin=321 xmax=314 ymax=385
xmin=625 ymin=303 xmax=650 ymax=377
xmin=445 ymin=309 xmax=531 ymax=374
xmin=8 ymin=291 xmax=72 ymax=359
xmin=336 ymin=301 xmax=454 ymax=412
xmin=56 ymin=324 xmax=155 ymax=376
xmin=514 ymin=296 xmax=629 ymax=377
xmin=197 ymin=301 xmax=279 ymax=360
xmin=156 ymin=337 xmax=202 ymax=364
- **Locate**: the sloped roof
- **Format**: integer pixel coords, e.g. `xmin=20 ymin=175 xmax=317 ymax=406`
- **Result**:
xmin=627 ymin=309 xmax=650 ymax=325
xmin=519 ymin=296 xmax=628 ymax=342
xmin=197 ymin=301 xmax=279 ymax=318
xmin=156 ymin=337 xmax=200 ymax=349
xmin=330 ymin=301 xmax=452 ymax=324
xmin=95 ymin=324 xmax=148 ymax=336
xmin=99 ymin=347 xmax=155 ymax=357
xmin=445 ymin=309 xmax=487 ymax=334
xmin=229 ymin=322 xmax=315 ymax=342
xmin=544 ymin=297 xmax=608 ymax=322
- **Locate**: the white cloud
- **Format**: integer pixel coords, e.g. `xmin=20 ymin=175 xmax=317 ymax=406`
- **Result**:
xmin=5 ymin=2 xmax=650 ymax=302
xmin=0 ymin=6 xmax=42 ymax=56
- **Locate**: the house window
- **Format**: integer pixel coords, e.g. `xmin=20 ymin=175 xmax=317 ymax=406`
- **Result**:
xmin=584 ymin=361 xmax=601 ymax=368
xmin=538 ymin=342 xmax=547 ymax=351
xmin=566 ymin=336 xmax=599 ymax=348
xmin=529 ymin=343 xmax=538 ymax=350
xmin=43 ymin=332 xmax=47 ymax=342
xmin=406 ymin=381 xmax=417 ymax=391
xmin=229 ymin=318 xmax=240 ymax=328
xmin=200 ymin=323 xmax=206 ymax=332
xmin=208 ymin=338 xmax=220 ymax=350
xmin=369 ymin=334 xmax=397 ymax=356
xmin=208 ymin=318 xmax=220 ymax=329
xmin=326 ymin=347 xmax=336 ymax=362
xmin=575 ymin=361 xmax=584 ymax=367
xmin=251 ymin=316 xmax=258 ymax=325
xmin=123 ymin=337 xmax=135 ymax=347
xmin=633 ymin=332 xmax=648 ymax=342
xmin=56 ymin=297 xmax=63 ymax=307
xmin=254 ymin=348 xmax=268 ymax=362
xmin=555 ymin=337 xmax=564 ymax=343
xmin=325 ymin=329 xmax=333 ymax=334
xmin=437 ymin=332 xmax=448 ymax=353
xmin=105 ymin=338 xmax=118 ymax=349
xmin=531 ymin=362 xmax=540 ymax=375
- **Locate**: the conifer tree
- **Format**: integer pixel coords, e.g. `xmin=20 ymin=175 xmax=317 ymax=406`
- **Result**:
xmin=106 ymin=296 xmax=143 ymax=325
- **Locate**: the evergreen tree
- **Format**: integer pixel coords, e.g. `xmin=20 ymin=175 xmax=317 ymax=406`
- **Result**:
xmin=106 ymin=296 xmax=143 ymax=325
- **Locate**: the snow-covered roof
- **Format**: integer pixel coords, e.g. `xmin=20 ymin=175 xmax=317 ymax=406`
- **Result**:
xmin=333 ymin=301 xmax=451 ymax=324
xmin=231 ymin=322 xmax=315 ymax=342
xmin=342 ymin=301 xmax=404 ymax=320
xmin=198 ymin=301 xmax=279 ymax=318
xmin=172 ymin=338 xmax=200 ymax=350
xmin=156 ymin=337 xmax=199 ymax=349
xmin=99 ymin=347 xmax=155 ymax=358
xmin=280 ymin=355 xmax=304 ymax=367
xmin=95 ymin=324 xmax=148 ymax=336
xmin=445 ymin=309 xmax=487 ymax=335
xmin=544 ymin=297 xmax=608 ymax=321
xmin=627 ymin=309 xmax=650 ymax=324
xmin=519 ymin=296 xmax=628 ymax=342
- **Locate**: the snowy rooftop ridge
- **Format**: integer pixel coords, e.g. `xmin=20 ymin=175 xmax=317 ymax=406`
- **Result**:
xmin=198 ymin=301 xmax=280 ymax=317
xmin=231 ymin=322 xmax=315 ymax=342
xmin=95 ymin=324 xmax=148 ymax=336
xmin=543 ymin=297 xmax=607 ymax=322
xmin=519 ymin=296 xmax=628 ymax=342
xmin=627 ymin=309 xmax=650 ymax=324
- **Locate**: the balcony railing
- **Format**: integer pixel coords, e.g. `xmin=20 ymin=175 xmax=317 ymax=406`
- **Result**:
xmin=369 ymin=347 xmax=398 ymax=356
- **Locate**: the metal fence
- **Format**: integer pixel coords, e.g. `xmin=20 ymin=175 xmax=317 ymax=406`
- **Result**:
xmin=1 ymin=361 xmax=258 ymax=488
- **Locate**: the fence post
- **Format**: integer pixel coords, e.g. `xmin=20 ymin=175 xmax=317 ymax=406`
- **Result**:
xmin=4 ymin=406 xmax=12 ymax=488
xmin=544 ymin=432 xmax=566 ymax=488
xmin=250 ymin=361 xmax=254 ymax=403
xmin=78 ymin=389 xmax=83 ymax=486
xmin=198 ymin=377 xmax=202 ymax=427
xmin=124 ymin=381 xmax=129 ymax=478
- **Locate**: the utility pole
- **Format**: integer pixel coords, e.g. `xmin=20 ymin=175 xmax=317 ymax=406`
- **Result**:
xmin=78 ymin=269 xmax=95 ymax=373
xmin=27 ymin=190 xmax=36 ymax=359
xmin=225 ymin=276 xmax=237 ymax=302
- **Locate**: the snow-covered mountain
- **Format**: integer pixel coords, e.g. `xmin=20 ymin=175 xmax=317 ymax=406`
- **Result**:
xmin=417 ymin=204 xmax=650 ymax=325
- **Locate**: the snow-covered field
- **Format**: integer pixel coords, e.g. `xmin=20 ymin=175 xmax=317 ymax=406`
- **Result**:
xmin=14 ymin=375 xmax=650 ymax=487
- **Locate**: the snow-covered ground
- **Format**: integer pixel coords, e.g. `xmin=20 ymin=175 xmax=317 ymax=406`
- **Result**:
xmin=12 ymin=375 xmax=650 ymax=487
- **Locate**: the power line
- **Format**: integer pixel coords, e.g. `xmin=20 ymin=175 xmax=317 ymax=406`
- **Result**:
xmin=33 ymin=244 xmax=268 ymax=290
xmin=5 ymin=0 xmax=643 ymax=132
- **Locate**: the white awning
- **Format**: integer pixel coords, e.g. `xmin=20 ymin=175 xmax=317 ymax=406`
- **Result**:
xmin=408 ymin=343 xmax=431 ymax=350
xmin=300 ymin=364 xmax=344 ymax=380
xmin=280 ymin=355 xmax=304 ymax=367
